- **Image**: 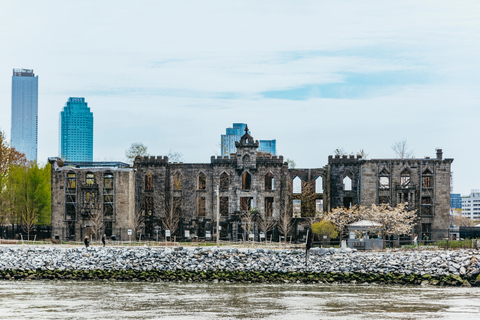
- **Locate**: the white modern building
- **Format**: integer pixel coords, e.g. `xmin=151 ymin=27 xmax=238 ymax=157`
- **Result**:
xmin=461 ymin=190 xmax=480 ymax=220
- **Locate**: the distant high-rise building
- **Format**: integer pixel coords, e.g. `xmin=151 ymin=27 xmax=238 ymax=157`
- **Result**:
xmin=11 ymin=68 xmax=38 ymax=161
xmin=220 ymin=123 xmax=276 ymax=156
xmin=461 ymin=190 xmax=480 ymax=220
xmin=59 ymin=97 xmax=93 ymax=162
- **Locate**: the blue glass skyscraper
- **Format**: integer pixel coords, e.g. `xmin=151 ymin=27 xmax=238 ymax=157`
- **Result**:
xmin=11 ymin=68 xmax=38 ymax=161
xmin=59 ymin=97 xmax=93 ymax=162
xmin=221 ymin=123 xmax=276 ymax=156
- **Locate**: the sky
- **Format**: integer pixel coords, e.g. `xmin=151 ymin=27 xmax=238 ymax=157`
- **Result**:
xmin=0 ymin=0 xmax=479 ymax=195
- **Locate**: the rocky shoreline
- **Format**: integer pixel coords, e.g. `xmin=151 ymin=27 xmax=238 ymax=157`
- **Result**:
xmin=1 ymin=246 xmax=479 ymax=286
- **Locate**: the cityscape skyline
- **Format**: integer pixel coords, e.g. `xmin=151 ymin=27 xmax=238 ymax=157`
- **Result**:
xmin=0 ymin=1 xmax=479 ymax=196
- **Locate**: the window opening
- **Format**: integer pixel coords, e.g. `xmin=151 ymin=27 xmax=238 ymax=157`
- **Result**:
xmin=242 ymin=172 xmax=252 ymax=191
xmin=292 ymin=176 xmax=301 ymax=194
xmin=400 ymin=169 xmax=411 ymax=188
xmin=343 ymin=176 xmax=352 ymax=191
xmin=173 ymin=172 xmax=182 ymax=191
xmin=145 ymin=197 xmax=153 ymax=216
xmin=104 ymin=173 xmax=114 ymax=190
xmin=197 ymin=197 xmax=206 ymax=217
xmin=265 ymin=197 xmax=274 ymax=216
xmin=67 ymin=173 xmax=76 ymax=189
xmin=265 ymin=172 xmax=274 ymax=191
xmin=220 ymin=197 xmax=229 ymax=216
xmin=220 ymin=172 xmax=229 ymax=191
xmin=315 ymin=177 xmax=323 ymax=193
xmin=198 ymin=173 xmax=206 ymax=190
xmin=240 ymin=197 xmax=252 ymax=211
xmin=86 ymin=173 xmax=95 ymax=185
xmin=145 ymin=173 xmax=153 ymax=191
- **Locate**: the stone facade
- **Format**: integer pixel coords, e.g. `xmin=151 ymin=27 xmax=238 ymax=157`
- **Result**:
xmin=134 ymin=126 xmax=290 ymax=241
xmin=49 ymin=159 xmax=135 ymax=241
xmin=324 ymin=149 xmax=453 ymax=240
xmin=49 ymin=128 xmax=453 ymax=242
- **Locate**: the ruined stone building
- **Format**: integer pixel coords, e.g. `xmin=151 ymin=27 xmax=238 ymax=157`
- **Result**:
xmin=49 ymin=159 xmax=135 ymax=240
xmin=323 ymin=149 xmax=453 ymax=240
xmin=49 ymin=127 xmax=453 ymax=242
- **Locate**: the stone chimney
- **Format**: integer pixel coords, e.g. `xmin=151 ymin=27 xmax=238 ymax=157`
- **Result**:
xmin=436 ymin=149 xmax=443 ymax=160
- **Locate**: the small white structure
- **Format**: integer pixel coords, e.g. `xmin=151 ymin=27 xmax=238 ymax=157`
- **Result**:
xmin=347 ymin=220 xmax=384 ymax=250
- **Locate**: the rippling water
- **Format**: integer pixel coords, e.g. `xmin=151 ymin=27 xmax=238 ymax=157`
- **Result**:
xmin=1 ymin=280 xmax=480 ymax=319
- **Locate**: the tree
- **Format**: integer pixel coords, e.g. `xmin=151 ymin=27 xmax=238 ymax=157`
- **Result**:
xmin=452 ymin=213 xmax=475 ymax=227
xmin=392 ymin=140 xmax=414 ymax=159
xmin=162 ymin=197 xmax=181 ymax=241
xmin=88 ymin=211 xmax=104 ymax=241
xmin=324 ymin=206 xmax=362 ymax=242
xmin=358 ymin=203 xmax=418 ymax=239
xmin=286 ymin=158 xmax=296 ymax=169
xmin=278 ymin=200 xmax=294 ymax=245
xmin=10 ymin=162 xmax=51 ymax=240
xmin=312 ymin=221 xmax=338 ymax=244
xmin=356 ymin=149 xmax=368 ymax=159
xmin=257 ymin=213 xmax=277 ymax=243
xmin=334 ymin=148 xmax=347 ymax=156
xmin=241 ymin=208 xmax=257 ymax=244
xmin=0 ymin=130 xmax=26 ymax=224
xmin=130 ymin=205 xmax=145 ymax=241
xmin=167 ymin=150 xmax=183 ymax=163
xmin=125 ymin=142 xmax=149 ymax=165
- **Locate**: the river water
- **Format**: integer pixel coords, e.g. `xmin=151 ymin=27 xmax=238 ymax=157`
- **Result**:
xmin=1 ymin=281 xmax=479 ymax=320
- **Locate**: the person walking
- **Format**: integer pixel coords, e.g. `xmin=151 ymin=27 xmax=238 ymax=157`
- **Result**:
xmin=413 ymin=233 xmax=418 ymax=246
xmin=422 ymin=233 xmax=428 ymax=245
xmin=84 ymin=236 xmax=90 ymax=248
xmin=101 ymin=234 xmax=106 ymax=247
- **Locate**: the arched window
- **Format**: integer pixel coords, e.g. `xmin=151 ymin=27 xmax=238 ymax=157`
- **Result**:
xmin=242 ymin=171 xmax=252 ymax=190
xmin=315 ymin=176 xmax=323 ymax=193
xmin=220 ymin=172 xmax=229 ymax=191
xmin=198 ymin=172 xmax=206 ymax=190
xmin=265 ymin=172 xmax=274 ymax=191
xmin=379 ymin=168 xmax=390 ymax=189
xmin=67 ymin=172 xmax=76 ymax=189
xmin=86 ymin=173 xmax=95 ymax=185
xmin=343 ymin=176 xmax=352 ymax=191
xmin=104 ymin=172 xmax=114 ymax=190
xmin=145 ymin=173 xmax=153 ymax=191
xmin=400 ymin=169 xmax=410 ymax=187
xmin=292 ymin=176 xmax=301 ymax=194
xmin=173 ymin=172 xmax=182 ymax=191
xmin=422 ymin=168 xmax=433 ymax=188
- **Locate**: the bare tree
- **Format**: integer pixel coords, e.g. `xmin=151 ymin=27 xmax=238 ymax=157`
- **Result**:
xmin=167 ymin=150 xmax=183 ymax=163
xmin=278 ymin=200 xmax=294 ymax=245
xmin=257 ymin=214 xmax=277 ymax=243
xmin=241 ymin=209 xmax=257 ymax=244
xmin=89 ymin=212 xmax=104 ymax=242
xmin=392 ymin=140 xmax=414 ymax=159
xmin=130 ymin=206 xmax=145 ymax=241
xmin=162 ymin=197 xmax=181 ymax=241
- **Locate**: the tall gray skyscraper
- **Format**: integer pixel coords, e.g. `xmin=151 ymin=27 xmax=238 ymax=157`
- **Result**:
xmin=11 ymin=68 xmax=38 ymax=161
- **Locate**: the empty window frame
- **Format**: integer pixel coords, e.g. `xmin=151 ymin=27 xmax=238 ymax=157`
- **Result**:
xmin=197 ymin=197 xmax=206 ymax=217
xmin=67 ymin=172 xmax=76 ymax=189
xmin=343 ymin=176 xmax=352 ymax=191
xmin=422 ymin=169 xmax=433 ymax=188
xmin=198 ymin=173 xmax=206 ymax=190
xmin=65 ymin=203 xmax=76 ymax=221
xmin=145 ymin=196 xmax=153 ymax=216
xmin=242 ymin=172 xmax=252 ymax=191
xmin=400 ymin=169 xmax=411 ymax=188
xmin=220 ymin=172 xmax=229 ymax=191
xmin=103 ymin=203 xmax=114 ymax=218
xmin=145 ymin=173 xmax=153 ymax=191
xmin=104 ymin=173 xmax=114 ymax=190
xmin=265 ymin=172 xmax=274 ymax=191
xmin=378 ymin=196 xmax=389 ymax=205
xmin=103 ymin=194 xmax=114 ymax=203
xmin=84 ymin=191 xmax=96 ymax=208
xmin=173 ymin=197 xmax=182 ymax=215
xmin=240 ymin=197 xmax=253 ymax=211
xmin=220 ymin=197 xmax=229 ymax=216
xmin=421 ymin=196 xmax=433 ymax=215
xmin=173 ymin=172 xmax=182 ymax=191
xmin=379 ymin=169 xmax=390 ymax=189
xmin=265 ymin=197 xmax=274 ymax=216
xmin=292 ymin=176 xmax=301 ymax=194
xmin=86 ymin=173 xmax=95 ymax=185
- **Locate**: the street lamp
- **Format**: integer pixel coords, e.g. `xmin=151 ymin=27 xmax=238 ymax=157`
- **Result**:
xmin=216 ymin=185 xmax=220 ymax=247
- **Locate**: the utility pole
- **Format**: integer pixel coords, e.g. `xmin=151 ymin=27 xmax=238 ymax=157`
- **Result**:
xmin=216 ymin=185 xmax=220 ymax=247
